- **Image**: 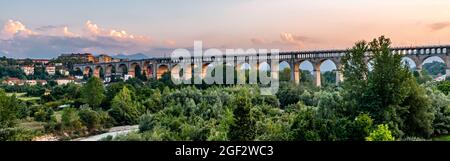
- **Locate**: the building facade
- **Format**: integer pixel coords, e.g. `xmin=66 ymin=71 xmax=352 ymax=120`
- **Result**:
xmin=21 ymin=66 xmax=35 ymax=76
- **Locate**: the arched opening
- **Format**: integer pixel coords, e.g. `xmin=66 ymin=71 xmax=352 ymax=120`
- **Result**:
xmin=157 ymin=64 xmax=169 ymax=79
xmin=236 ymin=62 xmax=250 ymax=84
xmin=299 ymin=60 xmax=314 ymax=85
xmin=94 ymin=66 xmax=104 ymax=79
xmin=73 ymin=67 xmax=83 ymax=76
xmin=130 ymin=63 xmax=145 ymax=81
xmin=422 ymin=56 xmax=446 ymax=79
xmin=117 ymin=64 xmax=128 ymax=76
xmin=171 ymin=64 xmax=182 ymax=80
xmin=83 ymin=67 xmax=93 ymax=79
xmin=320 ymin=59 xmax=338 ymax=86
xmin=105 ymin=65 xmax=116 ymax=83
xmin=279 ymin=61 xmax=291 ymax=82
xmin=258 ymin=62 xmax=272 ymax=84
xmin=201 ymin=63 xmax=212 ymax=79
xmin=401 ymin=57 xmax=417 ymax=70
xmin=106 ymin=65 xmax=115 ymax=77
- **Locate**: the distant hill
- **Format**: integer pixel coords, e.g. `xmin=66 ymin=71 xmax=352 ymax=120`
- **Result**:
xmin=113 ymin=53 xmax=149 ymax=60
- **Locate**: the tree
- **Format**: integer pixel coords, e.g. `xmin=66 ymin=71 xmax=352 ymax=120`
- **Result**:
xmin=108 ymin=86 xmax=141 ymax=125
xmin=142 ymin=89 xmax=163 ymax=113
xmin=437 ymin=81 xmax=450 ymax=95
xmin=341 ymin=40 xmax=369 ymax=116
xmin=427 ymin=88 xmax=450 ymax=135
xmin=0 ymin=89 xmax=19 ymax=128
xmin=423 ymin=61 xmax=446 ymax=76
xmin=290 ymin=103 xmax=321 ymax=141
xmin=229 ymin=89 xmax=258 ymax=141
xmin=80 ymin=77 xmax=105 ymax=108
xmin=78 ymin=107 xmax=101 ymax=132
xmin=139 ymin=113 xmax=155 ymax=132
xmin=342 ymin=36 xmax=434 ymax=138
xmin=348 ymin=114 xmax=373 ymax=140
xmin=61 ymin=108 xmax=84 ymax=133
xmin=321 ymin=71 xmax=337 ymax=87
xmin=279 ymin=68 xmax=291 ymax=82
xmin=401 ymin=78 xmax=433 ymax=138
xmin=366 ymin=36 xmax=433 ymax=138
xmin=366 ymin=124 xmax=395 ymax=141
xmin=276 ymin=83 xmax=304 ymax=108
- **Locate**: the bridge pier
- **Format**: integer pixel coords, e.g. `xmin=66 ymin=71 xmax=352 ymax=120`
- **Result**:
xmin=336 ymin=70 xmax=343 ymax=85
xmin=314 ymin=69 xmax=321 ymax=87
xmin=290 ymin=62 xmax=300 ymax=84
xmin=446 ymin=68 xmax=450 ymax=78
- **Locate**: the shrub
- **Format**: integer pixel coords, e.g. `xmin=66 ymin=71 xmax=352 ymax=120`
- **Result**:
xmin=139 ymin=114 xmax=155 ymax=132
xmin=44 ymin=116 xmax=59 ymax=133
xmin=78 ymin=107 xmax=101 ymax=132
xmin=61 ymin=108 xmax=84 ymax=133
xmin=0 ymin=128 xmax=37 ymax=141
xmin=366 ymin=124 xmax=395 ymax=141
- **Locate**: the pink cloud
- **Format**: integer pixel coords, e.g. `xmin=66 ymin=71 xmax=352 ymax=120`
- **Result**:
xmin=250 ymin=38 xmax=267 ymax=45
xmin=1 ymin=19 xmax=36 ymax=39
xmin=164 ymin=40 xmax=177 ymax=46
xmin=429 ymin=22 xmax=450 ymax=31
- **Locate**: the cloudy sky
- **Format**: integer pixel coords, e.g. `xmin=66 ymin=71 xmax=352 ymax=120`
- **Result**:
xmin=1 ymin=0 xmax=450 ymax=59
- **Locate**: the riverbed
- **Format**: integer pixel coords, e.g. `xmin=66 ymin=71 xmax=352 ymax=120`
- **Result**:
xmin=72 ymin=125 xmax=139 ymax=141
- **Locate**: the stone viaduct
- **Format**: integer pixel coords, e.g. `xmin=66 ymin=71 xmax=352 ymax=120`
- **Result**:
xmin=73 ymin=45 xmax=450 ymax=87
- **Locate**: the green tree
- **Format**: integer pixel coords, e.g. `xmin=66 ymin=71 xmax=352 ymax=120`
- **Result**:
xmin=290 ymin=103 xmax=321 ymax=141
xmin=349 ymin=114 xmax=373 ymax=140
xmin=366 ymin=124 xmax=395 ymax=141
xmin=401 ymin=78 xmax=433 ymax=138
xmin=80 ymin=77 xmax=105 ymax=108
xmin=343 ymin=36 xmax=434 ymax=138
xmin=423 ymin=61 xmax=446 ymax=76
xmin=427 ymin=88 xmax=450 ymax=135
xmin=321 ymin=71 xmax=337 ymax=87
xmin=108 ymin=86 xmax=141 ymax=125
xmin=366 ymin=36 xmax=433 ymax=138
xmin=341 ymin=40 xmax=369 ymax=116
xmin=437 ymin=81 xmax=450 ymax=95
xmin=229 ymin=89 xmax=258 ymax=141
xmin=78 ymin=107 xmax=101 ymax=132
xmin=61 ymin=108 xmax=84 ymax=133
xmin=0 ymin=90 xmax=20 ymax=128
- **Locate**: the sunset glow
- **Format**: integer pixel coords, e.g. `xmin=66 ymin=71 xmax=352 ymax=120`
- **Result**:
xmin=1 ymin=0 xmax=450 ymax=58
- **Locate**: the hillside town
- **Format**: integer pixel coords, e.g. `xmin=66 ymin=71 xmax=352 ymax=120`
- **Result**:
xmin=0 ymin=53 xmax=131 ymax=86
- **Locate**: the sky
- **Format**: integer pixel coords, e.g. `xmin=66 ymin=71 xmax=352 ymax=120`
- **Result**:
xmin=1 ymin=0 xmax=450 ymax=70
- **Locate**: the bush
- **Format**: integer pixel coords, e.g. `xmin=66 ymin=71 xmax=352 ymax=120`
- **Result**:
xmin=349 ymin=114 xmax=373 ymax=140
xmin=78 ymin=107 xmax=101 ymax=132
xmin=0 ymin=128 xmax=37 ymax=141
xmin=44 ymin=116 xmax=59 ymax=133
xmin=139 ymin=114 xmax=155 ymax=132
xmin=366 ymin=124 xmax=395 ymax=141
xmin=34 ymin=107 xmax=53 ymax=122
xmin=61 ymin=108 xmax=84 ymax=133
